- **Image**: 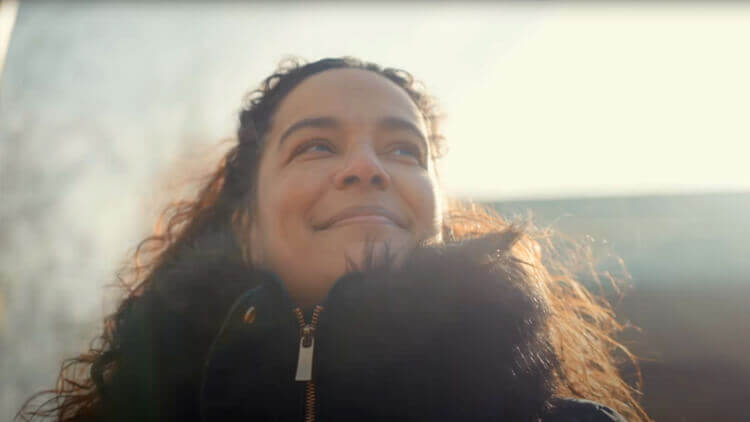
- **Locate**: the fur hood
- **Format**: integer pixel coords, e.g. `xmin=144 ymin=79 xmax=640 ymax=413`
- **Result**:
xmin=105 ymin=232 xmax=623 ymax=421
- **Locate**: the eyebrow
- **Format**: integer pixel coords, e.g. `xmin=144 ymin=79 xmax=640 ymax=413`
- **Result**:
xmin=278 ymin=117 xmax=339 ymax=147
xmin=377 ymin=116 xmax=428 ymax=147
xmin=277 ymin=115 xmax=428 ymax=148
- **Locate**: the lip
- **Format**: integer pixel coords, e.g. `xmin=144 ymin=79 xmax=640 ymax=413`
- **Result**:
xmin=316 ymin=206 xmax=407 ymax=230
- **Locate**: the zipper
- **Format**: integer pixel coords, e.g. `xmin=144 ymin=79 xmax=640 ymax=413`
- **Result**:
xmin=293 ymin=305 xmax=324 ymax=422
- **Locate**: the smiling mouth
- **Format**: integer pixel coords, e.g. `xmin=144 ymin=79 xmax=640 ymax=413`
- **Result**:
xmin=315 ymin=206 xmax=407 ymax=230
xmin=329 ymin=215 xmax=396 ymax=228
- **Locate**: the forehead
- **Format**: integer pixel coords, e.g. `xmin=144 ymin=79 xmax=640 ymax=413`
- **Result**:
xmin=270 ymin=68 xmax=426 ymax=136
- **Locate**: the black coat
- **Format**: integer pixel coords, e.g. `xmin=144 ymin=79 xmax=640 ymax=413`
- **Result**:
xmin=106 ymin=233 xmax=627 ymax=421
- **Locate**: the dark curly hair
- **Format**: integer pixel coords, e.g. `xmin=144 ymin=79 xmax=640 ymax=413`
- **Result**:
xmin=17 ymin=57 xmax=649 ymax=422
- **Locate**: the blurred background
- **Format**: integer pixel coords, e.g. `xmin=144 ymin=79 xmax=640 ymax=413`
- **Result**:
xmin=1 ymin=1 xmax=749 ymax=420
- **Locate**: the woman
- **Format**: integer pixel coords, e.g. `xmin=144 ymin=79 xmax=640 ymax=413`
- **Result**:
xmin=20 ymin=57 xmax=648 ymax=421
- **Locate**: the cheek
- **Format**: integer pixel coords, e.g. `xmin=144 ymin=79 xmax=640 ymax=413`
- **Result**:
xmin=396 ymin=169 xmax=442 ymax=238
xmin=256 ymin=166 xmax=328 ymax=249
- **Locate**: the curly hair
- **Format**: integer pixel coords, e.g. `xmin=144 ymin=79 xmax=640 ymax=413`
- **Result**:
xmin=17 ymin=57 xmax=649 ymax=422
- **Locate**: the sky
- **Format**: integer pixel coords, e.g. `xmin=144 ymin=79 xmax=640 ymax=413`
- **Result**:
xmin=436 ymin=4 xmax=750 ymax=200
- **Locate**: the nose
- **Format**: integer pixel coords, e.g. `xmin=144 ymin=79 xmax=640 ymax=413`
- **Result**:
xmin=333 ymin=146 xmax=391 ymax=190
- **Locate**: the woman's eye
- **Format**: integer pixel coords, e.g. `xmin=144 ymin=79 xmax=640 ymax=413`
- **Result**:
xmin=390 ymin=143 xmax=424 ymax=164
xmin=306 ymin=144 xmax=333 ymax=153
xmin=293 ymin=140 xmax=334 ymax=157
xmin=393 ymin=147 xmax=417 ymax=157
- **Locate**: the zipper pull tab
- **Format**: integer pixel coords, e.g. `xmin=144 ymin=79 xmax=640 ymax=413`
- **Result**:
xmin=295 ymin=325 xmax=314 ymax=381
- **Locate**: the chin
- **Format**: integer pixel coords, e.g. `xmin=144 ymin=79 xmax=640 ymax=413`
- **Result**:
xmin=313 ymin=225 xmax=416 ymax=271
xmin=339 ymin=237 xmax=413 ymax=271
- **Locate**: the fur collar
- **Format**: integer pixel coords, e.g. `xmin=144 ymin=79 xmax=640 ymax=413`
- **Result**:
xmin=310 ymin=232 xmax=558 ymax=420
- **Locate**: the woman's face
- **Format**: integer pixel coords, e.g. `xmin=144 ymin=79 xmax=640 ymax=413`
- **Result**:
xmin=251 ymin=68 xmax=442 ymax=307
